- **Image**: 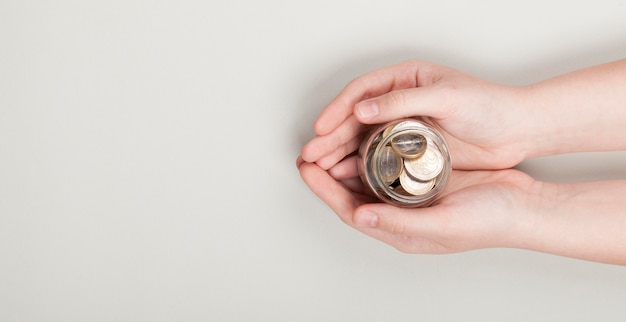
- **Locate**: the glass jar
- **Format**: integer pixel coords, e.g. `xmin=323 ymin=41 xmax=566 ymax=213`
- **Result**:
xmin=357 ymin=118 xmax=451 ymax=207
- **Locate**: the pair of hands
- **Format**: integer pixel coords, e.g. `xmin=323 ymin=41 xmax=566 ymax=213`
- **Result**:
xmin=297 ymin=60 xmax=546 ymax=253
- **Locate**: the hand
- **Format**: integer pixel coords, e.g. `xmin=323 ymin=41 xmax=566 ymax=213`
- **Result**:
xmin=300 ymin=60 xmax=534 ymax=171
xmin=297 ymin=156 xmax=541 ymax=253
xmin=297 ymin=59 xmax=626 ymax=264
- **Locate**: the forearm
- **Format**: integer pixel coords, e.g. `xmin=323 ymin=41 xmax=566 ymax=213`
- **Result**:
xmin=522 ymin=59 xmax=626 ymax=158
xmin=521 ymin=180 xmax=626 ymax=265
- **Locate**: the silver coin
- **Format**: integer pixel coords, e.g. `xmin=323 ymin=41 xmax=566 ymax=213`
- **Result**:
xmin=378 ymin=146 xmax=402 ymax=184
xmin=399 ymin=170 xmax=435 ymax=195
xmin=391 ymin=132 xmax=426 ymax=158
xmin=403 ymin=144 xmax=444 ymax=181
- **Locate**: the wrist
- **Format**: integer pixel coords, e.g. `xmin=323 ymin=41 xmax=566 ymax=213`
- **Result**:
xmin=516 ymin=181 xmax=626 ymax=265
xmin=491 ymin=85 xmax=551 ymax=164
xmin=501 ymin=179 xmax=556 ymax=250
xmin=514 ymin=84 xmax=568 ymax=160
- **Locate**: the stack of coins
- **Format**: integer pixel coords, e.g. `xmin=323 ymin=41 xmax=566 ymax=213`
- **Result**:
xmin=378 ymin=132 xmax=444 ymax=196
xmin=358 ymin=118 xmax=450 ymax=207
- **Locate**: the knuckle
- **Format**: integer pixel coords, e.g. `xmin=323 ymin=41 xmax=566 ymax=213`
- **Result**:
xmin=389 ymin=216 xmax=407 ymax=236
xmin=384 ymin=90 xmax=408 ymax=110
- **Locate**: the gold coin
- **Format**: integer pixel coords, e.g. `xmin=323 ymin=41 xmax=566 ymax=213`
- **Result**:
xmin=399 ymin=170 xmax=435 ymax=195
xmin=403 ymin=143 xmax=444 ymax=181
xmin=391 ymin=132 xmax=426 ymax=158
xmin=378 ymin=146 xmax=402 ymax=184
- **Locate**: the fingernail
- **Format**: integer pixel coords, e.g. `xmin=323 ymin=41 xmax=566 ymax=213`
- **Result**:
xmin=355 ymin=210 xmax=379 ymax=228
xmin=356 ymin=101 xmax=379 ymax=120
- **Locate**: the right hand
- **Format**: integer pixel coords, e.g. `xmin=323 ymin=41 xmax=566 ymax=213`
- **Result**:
xmin=298 ymin=158 xmax=543 ymax=254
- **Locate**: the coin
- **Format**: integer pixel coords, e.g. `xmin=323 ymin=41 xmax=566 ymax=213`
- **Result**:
xmin=403 ymin=144 xmax=444 ymax=181
xmin=391 ymin=132 xmax=426 ymax=158
xmin=378 ymin=146 xmax=402 ymax=184
xmin=399 ymin=170 xmax=435 ymax=195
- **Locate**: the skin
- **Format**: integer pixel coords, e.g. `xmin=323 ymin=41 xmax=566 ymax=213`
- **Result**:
xmin=297 ymin=59 xmax=626 ymax=266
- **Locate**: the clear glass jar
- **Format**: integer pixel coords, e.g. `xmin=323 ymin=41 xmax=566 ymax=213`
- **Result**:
xmin=357 ymin=118 xmax=451 ymax=207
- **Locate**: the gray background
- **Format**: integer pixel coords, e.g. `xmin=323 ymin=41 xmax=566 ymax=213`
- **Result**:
xmin=2 ymin=0 xmax=626 ymax=321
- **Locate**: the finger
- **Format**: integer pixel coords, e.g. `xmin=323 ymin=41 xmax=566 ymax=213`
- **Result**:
xmin=356 ymin=203 xmax=444 ymax=238
xmin=328 ymin=156 xmax=366 ymax=194
xmin=315 ymin=136 xmax=361 ymax=170
xmin=339 ymin=177 xmax=368 ymax=195
xmin=328 ymin=155 xmax=360 ymax=180
xmin=314 ymin=60 xmax=444 ymax=136
xmin=351 ymin=203 xmax=454 ymax=253
xmin=296 ymin=155 xmax=305 ymax=169
xmin=353 ymin=86 xmax=454 ymax=124
xmin=301 ymin=115 xmax=364 ymax=163
xmin=299 ymin=162 xmax=361 ymax=225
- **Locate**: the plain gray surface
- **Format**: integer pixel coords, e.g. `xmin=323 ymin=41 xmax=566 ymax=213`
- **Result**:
xmin=2 ymin=0 xmax=626 ymax=321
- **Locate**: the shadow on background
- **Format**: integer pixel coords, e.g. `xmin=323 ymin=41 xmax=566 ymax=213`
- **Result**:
xmin=516 ymin=151 xmax=626 ymax=183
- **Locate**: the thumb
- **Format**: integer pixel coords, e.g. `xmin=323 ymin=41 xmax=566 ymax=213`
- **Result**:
xmin=352 ymin=203 xmax=452 ymax=253
xmin=353 ymin=86 xmax=451 ymax=124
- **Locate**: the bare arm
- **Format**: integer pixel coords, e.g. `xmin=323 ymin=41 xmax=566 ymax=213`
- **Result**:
xmin=522 ymin=180 xmax=626 ymax=265
xmin=523 ymin=59 xmax=626 ymax=158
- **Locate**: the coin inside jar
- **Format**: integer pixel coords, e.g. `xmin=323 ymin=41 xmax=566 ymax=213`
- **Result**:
xmin=399 ymin=170 xmax=436 ymax=195
xmin=357 ymin=118 xmax=451 ymax=207
xmin=403 ymin=144 xmax=444 ymax=181
xmin=378 ymin=146 xmax=402 ymax=184
xmin=391 ymin=132 xmax=427 ymax=158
